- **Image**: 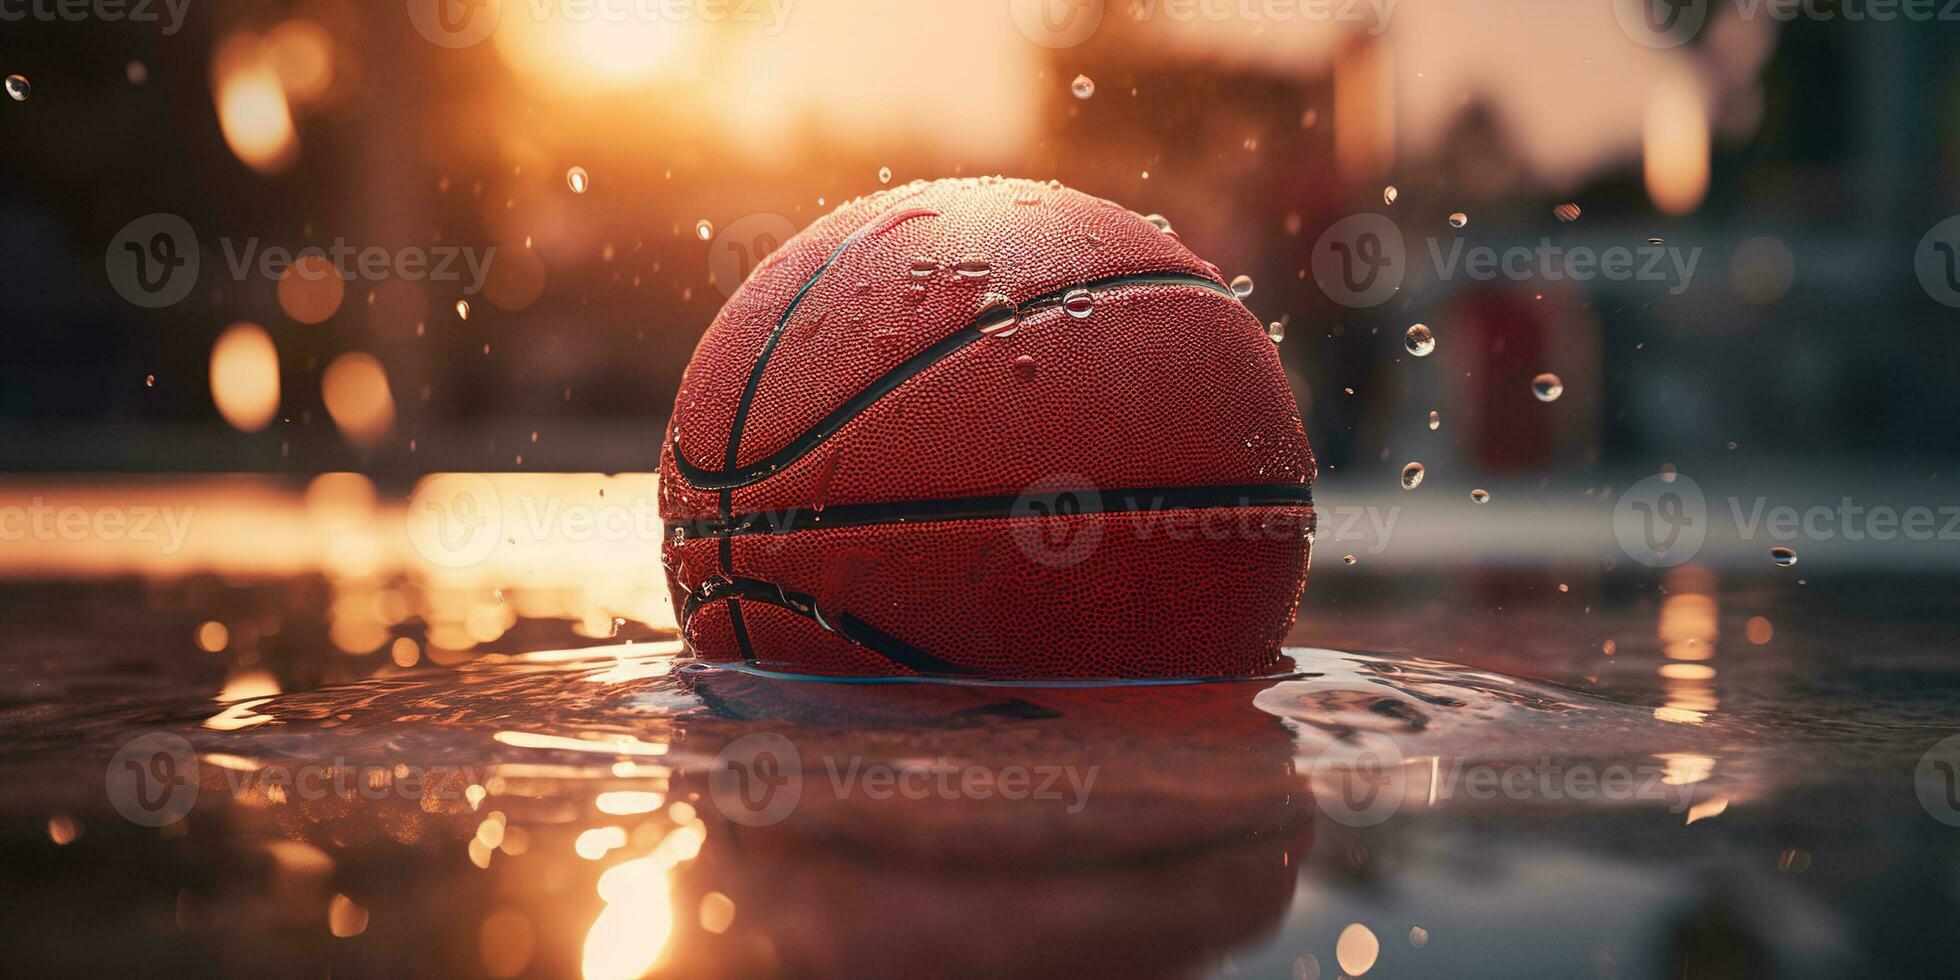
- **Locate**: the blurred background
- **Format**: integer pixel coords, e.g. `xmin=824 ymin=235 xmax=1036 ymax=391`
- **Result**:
xmin=4 ymin=0 xmax=1956 ymax=477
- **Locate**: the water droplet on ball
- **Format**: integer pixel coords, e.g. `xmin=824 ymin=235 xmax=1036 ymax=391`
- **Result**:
xmin=1062 ymin=288 xmax=1094 ymax=319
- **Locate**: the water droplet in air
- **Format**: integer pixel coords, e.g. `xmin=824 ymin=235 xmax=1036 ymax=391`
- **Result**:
xmin=1400 ymin=461 xmax=1425 ymax=490
xmin=566 ymin=166 xmax=589 ymax=194
xmin=1448 ymin=212 xmax=1468 ymax=229
xmin=1144 ymin=213 xmax=1173 ymax=233
xmin=1771 ymin=546 xmax=1798 ymax=567
xmin=954 ymin=256 xmax=992 ymax=279
xmin=878 ymin=166 xmax=893 ymax=184
xmin=1062 ymin=288 xmax=1095 ymax=318
xmin=125 ymin=61 xmax=147 ymax=85
xmin=1404 ymin=323 xmax=1435 ymax=357
xmin=1531 ymin=372 xmax=1564 ymax=402
xmin=908 ymin=258 xmax=938 ymax=279
xmin=4 ymin=75 xmax=28 ymax=101
xmin=1266 ymin=321 xmax=1285 ymax=343
xmin=1071 ymin=74 xmax=1095 ymax=99
xmin=1554 ymin=202 xmax=1581 ymax=222
xmin=1229 ymin=274 xmax=1254 ymax=298
xmin=455 ymin=299 xmax=471 ymax=320
xmin=1428 ymin=410 xmax=1440 ymax=430
xmin=976 ymin=296 xmax=1019 ymax=338
xmin=694 ymin=220 xmax=714 ymax=241
xmin=1470 ymin=488 xmax=1489 ymax=503
xmin=145 ymin=374 xmax=155 ymax=388
xmin=1383 ymin=185 xmax=1398 ymax=206
xmin=1647 ymin=236 xmax=1665 ymax=245
xmin=1342 ymin=554 xmax=1357 ymax=565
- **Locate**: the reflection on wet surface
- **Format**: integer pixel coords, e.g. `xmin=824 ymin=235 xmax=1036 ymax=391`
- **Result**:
xmin=3 ymin=479 xmax=1960 ymax=977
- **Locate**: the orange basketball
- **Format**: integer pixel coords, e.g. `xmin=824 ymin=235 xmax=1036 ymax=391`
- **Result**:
xmin=660 ymin=178 xmax=1314 ymax=678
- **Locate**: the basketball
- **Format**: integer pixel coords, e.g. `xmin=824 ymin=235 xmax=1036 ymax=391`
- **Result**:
xmin=660 ymin=177 xmax=1314 ymax=678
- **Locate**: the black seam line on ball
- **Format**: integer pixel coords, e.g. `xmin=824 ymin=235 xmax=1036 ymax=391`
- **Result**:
xmin=682 ymin=576 xmax=973 ymax=675
xmin=673 ymin=270 xmax=1238 ymax=491
xmin=673 ymin=482 xmax=1314 ymax=538
xmin=723 ymin=224 xmax=879 ymax=480
xmin=727 ymin=599 xmax=756 ymax=664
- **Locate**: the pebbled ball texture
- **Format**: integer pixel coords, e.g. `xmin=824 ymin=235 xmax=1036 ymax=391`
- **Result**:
xmin=660 ymin=177 xmax=1314 ymax=678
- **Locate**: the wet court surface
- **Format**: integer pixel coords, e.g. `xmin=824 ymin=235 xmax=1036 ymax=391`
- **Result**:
xmin=2 ymin=483 xmax=1959 ymax=978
